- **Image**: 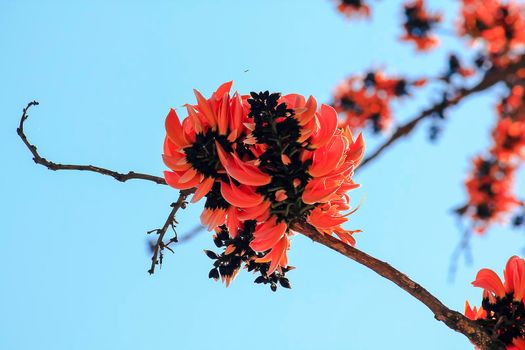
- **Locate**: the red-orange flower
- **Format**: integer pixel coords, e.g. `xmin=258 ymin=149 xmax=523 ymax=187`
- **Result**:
xmin=459 ymin=0 xmax=525 ymax=66
xmin=335 ymin=0 xmax=370 ymax=19
xmin=163 ymin=82 xmax=365 ymax=290
xmin=461 ymin=84 xmax=525 ymax=233
xmin=333 ymin=71 xmax=426 ymax=133
xmin=163 ymin=81 xmax=247 ymax=198
xmin=463 ymin=156 xmax=520 ymax=233
xmin=492 ymin=86 xmax=525 ymax=162
xmin=400 ymin=0 xmax=442 ymax=51
xmin=465 ymin=256 xmax=525 ymax=348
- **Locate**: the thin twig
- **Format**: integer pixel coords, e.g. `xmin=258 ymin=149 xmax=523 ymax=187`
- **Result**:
xmin=147 ymin=189 xmax=193 ymax=274
xmin=292 ymin=221 xmax=505 ymax=350
xmin=17 ymin=101 xmax=167 ymax=185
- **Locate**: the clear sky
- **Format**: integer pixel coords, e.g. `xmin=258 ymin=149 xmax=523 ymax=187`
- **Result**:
xmin=2 ymin=1 xmax=524 ymax=349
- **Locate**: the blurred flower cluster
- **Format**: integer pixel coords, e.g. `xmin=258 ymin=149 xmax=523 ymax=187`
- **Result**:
xmin=459 ymin=0 xmax=525 ymax=67
xmin=335 ymin=0 xmax=370 ymax=19
xmin=332 ymin=70 xmax=426 ymax=133
xmin=400 ymin=0 xmax=442 ymax=51
xmin=163 ymin=82 xmax=365 ymax=290
xmin=463 ymin=86 xmax=525 ymax=233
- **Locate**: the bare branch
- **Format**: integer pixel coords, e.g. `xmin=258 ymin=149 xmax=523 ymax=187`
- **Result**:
xmin=17 ymin=101 xmax=167 ymax=185
xmin=360 ymin=57 xmax=525 ymax=169
xmin=292 ymin=220 xmax=505 ymax=350
xmin=147 ymin=189 xmax=194 ymax=274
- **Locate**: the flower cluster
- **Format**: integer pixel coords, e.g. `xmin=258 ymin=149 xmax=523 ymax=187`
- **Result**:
xmin=332 ymin=71 xmax=426 ymax=133
xmin=163 ymin=82 xmax=365 ymax=290
xmin=465 ymin=256 xmax=525 ymax=349
xmin=400 ymin=0 xmax=442 ymax=51
xmin=459 ymin=0 xmax=525 ymax=67
xmin=493 ymin=86 xmax=525 ymax=162
xmin=464 ymin=157 xmax=519 ymax=233
xmin=462 ymin=85 xmax=525 ymax=233
xmin=335 ymin=0 xmax=370 ymax=19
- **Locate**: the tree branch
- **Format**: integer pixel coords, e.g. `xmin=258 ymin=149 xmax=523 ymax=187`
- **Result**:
xmin=292 ymin=221 xmax=505 ymax=350
xmin=360 ymin=57 xmax=525 ymax=169
xmin=147 ymin=189 xmax=193 ymax=274
xmin=17 ymin=101 xmax=167 ymax=185
xmin=17 ymin=62 xmax=522 ymax=346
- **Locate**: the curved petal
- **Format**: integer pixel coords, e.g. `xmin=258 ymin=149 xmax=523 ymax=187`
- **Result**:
xmin=309 ymin=135 xmax=345 ymax=177
xmin=193 ymin=89 xmax=216 ymax=128
xmin=191 ymin=176 xmax=215 ymax=203
xmin=472 ymin=268 xmax=506 ymax=298
xmin=216 ymin=142 xmax=271 ymax=186
xmin=162 ymin=154 xmax=191 ymax=172
xmin=251 ymin=218 xmax=287 ymax=252
xmin=213 ymin=81 xmax=233 ymax=100
xmin=178 ymin=168 xmax=198 ymax=184
xmin=302 ymin=177 xmax=342 ymax=204
xmin=164 ymin=171 xmax=201 ymax=190
xmin=346 ymin=132 xmax=365 ymax=167
xmin=217 ymin=93 xmax=230 ymax=135
xmin=308 ymin=209 xmax=347 ymax=229
xmin=237 ymin=201 xmax=271 ymax=221
xmin=255 ymin=235 xmax=289 ymax=275
xmin=220 ymin=181 xmax=264 ymax=208
xmin=505 ymin=256 xmax=525 ymax=300
xmin=165 ymin=109 xmax=190 ymax=148
xmin=310 ymin=104 xmax=338 ymax=149
xmin=226 ymin=206 xmax=240 ymax=238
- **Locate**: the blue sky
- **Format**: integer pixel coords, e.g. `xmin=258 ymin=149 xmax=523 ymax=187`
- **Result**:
xmin=2 ymin=1 xmax=524 ymax=349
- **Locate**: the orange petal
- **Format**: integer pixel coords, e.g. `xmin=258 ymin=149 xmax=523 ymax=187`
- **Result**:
xmin=334 ymin=229 xmax=357 ymax=246
xmin=256 ymin=235 xmax=289 ymax=275
xmin=310 ymin=104 xmax=338 ymax=149
xmin=216 ymin=142 xmax=271 ymax=186
xmin=164 ymin=171 xmax=201 ymax=190
xmin=226 ymin=206 xmax=240 ymax=238
xmin=163 ymin=137 xmax=177 ymax=156
xmin=165 ymin=109 xmax=190 ymax=148
xmin=217 ymin=93 xmax=230 ymax=135
xmin=200 ymin=208 xmax=226 ymax=231
xmin=298 ymin=95 xmax=317 ymax=126
xmin=220 ymin=181 xmax=263 ymax=208
xmin=162 ymin=154 xmax=191 ymax=172
xmin=505 ymin=256 xmax=525 ymax=300
xmin=251 ymin=218 xmax=287 ymax=252
xmin=302 ymin=177 xmax=341 ymax=204
xmin=194 ymin=89 xmax=216 ymax=128
xmin=513 ymin=338 xmax=525 ymax=350
xmin=178 ymin=167 xmax=198 ymax=184
xmin=464 ymin=300 xmax=476 ymax=320
xmin=472 ymin=268 xmax=506 ymax=298
xmin=309 ymin=135 xmax=345 ymax=177
xmin=237 ymin=201 xmax=271 ymax=221
xmin=308 ymin=210 xmax=347 ymax=228
xmin=213 ymin=81 xmax=233 ymax=100
xmin=186 ymin=105 xmax=203 ymax=134
xmin=346 ymin=132 xmax=365 ymax=167
xmin=191 ymin=176 xmax=215 ymax=203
